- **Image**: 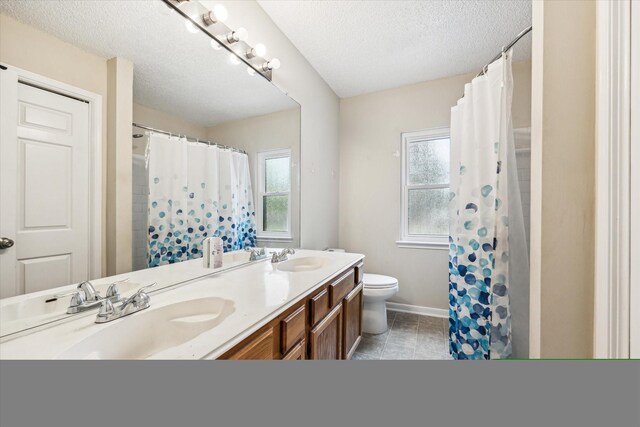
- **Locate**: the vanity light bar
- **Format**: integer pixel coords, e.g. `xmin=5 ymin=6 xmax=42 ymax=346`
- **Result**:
xmin=162 ymin=0 xmax=277 ymax=81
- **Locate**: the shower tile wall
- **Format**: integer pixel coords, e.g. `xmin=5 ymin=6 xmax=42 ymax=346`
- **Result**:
xmin=132 ymin=155 xmax=148 ymax=271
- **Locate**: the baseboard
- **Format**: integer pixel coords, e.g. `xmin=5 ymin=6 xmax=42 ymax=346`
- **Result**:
xmin=386 ymin=302 xmax=448 ymax=318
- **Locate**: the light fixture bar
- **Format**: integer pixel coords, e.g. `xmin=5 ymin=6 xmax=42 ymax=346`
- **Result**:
xmin=162 ymin=0 xmax=273 ymax=81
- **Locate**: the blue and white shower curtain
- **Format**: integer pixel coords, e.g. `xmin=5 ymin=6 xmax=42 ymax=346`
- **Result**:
xmin=448 ymin=52 xmax=529 ymax=359
xmin=147 ymin=133 xmax=256 ymax=267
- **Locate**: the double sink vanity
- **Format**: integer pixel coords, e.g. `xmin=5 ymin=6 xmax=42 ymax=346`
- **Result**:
xmin=0 ymin=249 xmax=364 ymax=360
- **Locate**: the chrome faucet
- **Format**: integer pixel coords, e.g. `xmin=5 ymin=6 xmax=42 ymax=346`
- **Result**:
xmin=245 ymin=246 xmax=267 ymax=261
xmin=95 ymin=282 xmax=156 ymax=323
xmin=54 ymin=279 xmax=128 ymax=314
xmin=78 ymin=281 xmax=98 ymax=301
xmin=271 ymin=248 xmax=295 ymax=263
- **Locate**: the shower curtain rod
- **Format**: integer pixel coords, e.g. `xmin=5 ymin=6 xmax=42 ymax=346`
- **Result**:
xmin=476 ymin=25 xmax=533 ymax=77
xmin=132 ymin=122 xmax=247 ymax=155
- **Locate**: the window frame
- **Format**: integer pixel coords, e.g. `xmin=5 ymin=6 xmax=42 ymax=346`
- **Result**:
xmin=256 ymin=148 xmax=292 ymax=241
xmin=397 ymin=127 xmax=450 ymax=250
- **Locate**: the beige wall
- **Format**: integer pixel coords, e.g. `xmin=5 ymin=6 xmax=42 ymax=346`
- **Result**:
xmin=339 ymin=61 xmax=531 ymax=311
xmin=530 ymin=0 xmax=596 ymax=358
xmin=207 ymin=108 xmax=301 ymax=247
xmin=0 ymin=13 xmax=109 ymax=277
xmin=106 ymin=57 xmax=133 ymax=275
xmin=217 ymin=1 xmax=340 ymax=250
xmin=132 ymin=103 xmax=209 ymax=155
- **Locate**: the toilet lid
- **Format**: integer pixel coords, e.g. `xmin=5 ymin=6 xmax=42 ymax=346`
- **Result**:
xmin=363 ymin=273 xmax=398 ymax=288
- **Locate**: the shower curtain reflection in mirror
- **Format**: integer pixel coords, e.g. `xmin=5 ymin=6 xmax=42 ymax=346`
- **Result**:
xmin=146 ymin=133 xmax=257 ymax=267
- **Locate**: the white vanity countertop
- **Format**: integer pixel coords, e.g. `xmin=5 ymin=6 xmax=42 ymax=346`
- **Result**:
xmin=0 ymin=249 xmax=364 ymax=359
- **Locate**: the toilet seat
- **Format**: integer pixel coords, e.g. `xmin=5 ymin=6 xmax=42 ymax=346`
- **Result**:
xmin=363 ymin=273 xmax=398 ymax=289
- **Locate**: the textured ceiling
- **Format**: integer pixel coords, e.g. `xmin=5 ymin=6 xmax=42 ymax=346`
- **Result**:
xmin=258 ymin=0 xmax=532 ymax=98
xmin=0 ymin=0 xmax=298 ymax=127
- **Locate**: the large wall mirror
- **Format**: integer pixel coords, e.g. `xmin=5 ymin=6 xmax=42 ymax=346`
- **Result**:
xmin=0 ymin=0 xmax=300 ymax=336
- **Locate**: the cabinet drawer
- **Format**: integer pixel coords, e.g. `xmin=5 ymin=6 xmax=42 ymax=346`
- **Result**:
xmin=310 ymin=288 xmax=330 ymax=326
xmin=330 ymin=270 xmax=355 ymax=307
xmin=228 ymin=329 xmax=274 ymax=360
xmin=282 ymin=340 xmax=306 ymax=360
xmin=354 ymin=261 xmax=364 ymax=285
xmin=281 ymin=304 xmax=306 ymax=354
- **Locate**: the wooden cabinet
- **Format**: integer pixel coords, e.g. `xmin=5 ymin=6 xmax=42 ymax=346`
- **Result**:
xmin=283 ymin=340 xmax=305 ymax=360
xmin=310 ymin=288 xmax=330 ymax=326
xmin=309 ymin=304 xmax=343 ymax=360
xmin=342 ymin=282 xmax=363 ymax=359
xmin=220 ymin=261 xmax=363 ymax=360
xmin=354 ymin=261 xmax=364 ymax=285
xmin=228 ymin=329 xmax=274 ymax=360
xmin=329 ymin=270 xmax=355 ymax=307
xmin=281 ymin=305 xmax=306 ymax=354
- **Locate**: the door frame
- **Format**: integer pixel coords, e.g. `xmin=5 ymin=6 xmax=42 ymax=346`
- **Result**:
xmin=0 ymin=64 xmax=103 ymax=283
xmin=593 ymin=0 xmax=635 ymax=358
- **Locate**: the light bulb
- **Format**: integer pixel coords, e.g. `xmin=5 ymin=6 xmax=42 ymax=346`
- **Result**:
xmin=211 ymin=39 xmax=222 ymax=50
xmin=254 ymin=43 xmax=266 ymax=57
xmin=233 ymin=27 xmax=248 ymax=42
xmin=245 ymin=43 xmax=267 ymax=59
xmin=247 ymin=67 xmax=256 ymax=76
xmin=185 ymin=16 xmax=199 ymax=33
xmin=229 ymin=53 xmax=240 ymax=65
xmin=269 ymin=58 xmax=281 ymax=70
xmin=213 ymin=4 xmax=228 ymax=22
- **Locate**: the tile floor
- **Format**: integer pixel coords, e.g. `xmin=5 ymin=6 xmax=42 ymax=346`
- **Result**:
xmin=352 ymin=310 xmax=451 ymax=360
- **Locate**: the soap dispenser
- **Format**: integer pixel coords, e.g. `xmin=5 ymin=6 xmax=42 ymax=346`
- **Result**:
xmin=212 ymin=237 xmax=223 ymax=268
xmin=203 ymin=238 xmax=211 ymax=268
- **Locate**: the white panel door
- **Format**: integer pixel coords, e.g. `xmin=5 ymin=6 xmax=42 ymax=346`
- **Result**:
xmin=0 ymin=75 xmax=90 ymax=298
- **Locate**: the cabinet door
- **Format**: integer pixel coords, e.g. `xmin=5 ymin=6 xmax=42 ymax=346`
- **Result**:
xmin=283 ymin=340 xmax=306 ymax=360
xmin=228 ymin=329 xmax=275 ymax=360
xmin=309 ymin=304 xmax=342 ymax=360
xmin=342 ymin=282 xmax=364 ymax=359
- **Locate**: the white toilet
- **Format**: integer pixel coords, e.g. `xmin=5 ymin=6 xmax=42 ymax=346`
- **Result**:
xmin=362 ymin=273 xmax=399 ymax=334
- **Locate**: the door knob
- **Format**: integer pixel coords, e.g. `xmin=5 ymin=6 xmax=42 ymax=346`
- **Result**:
xmin=0 ymin=237 xmax=14 ymax=249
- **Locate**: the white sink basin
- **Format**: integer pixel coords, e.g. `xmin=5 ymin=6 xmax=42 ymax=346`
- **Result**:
xmin=0 ymin=281 xmax=138 ymax=335
xmin=57 ymin=297 xmax=235 ymax=359
xmin=276 ymin=256 xmax=329 ymax=273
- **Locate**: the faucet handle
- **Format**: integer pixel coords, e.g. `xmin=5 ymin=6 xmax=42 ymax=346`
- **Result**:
xmin=127 ymin=282 xmax=155 ymax=308
xmin=136 ymin=282 xmax=156 ymax=294
xmin=105 ymin=277 xmax=129 ymax=301
xmin=105 ymin=283 xmax=120 ymax=300
xmin=53 ymin=290 xmax=86 ymax=307
xmin=131 ymin=282 xmax=156 ymax=301
xmin=246 ymin=246 xmax=266 ymax=260
xmin=96 ymin=298 xmax=115 ymax=320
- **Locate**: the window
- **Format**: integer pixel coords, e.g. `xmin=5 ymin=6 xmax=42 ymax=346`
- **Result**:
xmin=256 ymin=148 xmax=292 ymax=240
xmin=398 ymin=128 xmax=450 ymax=249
